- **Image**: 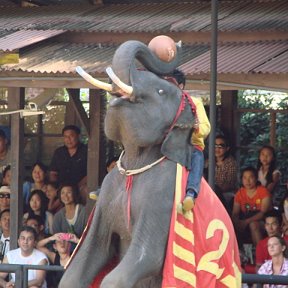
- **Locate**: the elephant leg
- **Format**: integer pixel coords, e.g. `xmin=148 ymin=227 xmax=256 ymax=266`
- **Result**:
xmin=100 ymin=235 xmax=166 ymax=288
xmin=59 ymin=212 xmax=117 ymax=288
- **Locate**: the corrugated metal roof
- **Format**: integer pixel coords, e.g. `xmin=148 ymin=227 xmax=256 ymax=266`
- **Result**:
xmin=0 ymin=5 xmax=95 ymax=31
xmin=1 ymin=41 xmax=287 ymax=75
xmin=180 ymin=41 xmax=288 ymax=74
xmin=0 ymin=30 xmax=64 ymax=52
xmin=254 ymin=50 xmax=288 ymax=73
xmin=0 ymin=1 xmax=287 ymax=33
xmin=0 ymin=42 xmax=117 ymax=73
xmin=0 ymin=0 xmax=17 ymax=7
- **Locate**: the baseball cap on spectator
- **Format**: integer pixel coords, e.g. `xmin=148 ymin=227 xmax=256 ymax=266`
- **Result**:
xmin=0 ymin=186 xmax=10 ymax=194
xmin=0 ymin=186 xmax=10 ymax=200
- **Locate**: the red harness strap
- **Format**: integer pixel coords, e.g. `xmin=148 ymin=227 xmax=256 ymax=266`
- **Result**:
xmin=167 ymin=90 xmax=196 ymax=135
xmin=125 ymin=175 xmax=133 ymax=229
xmin=124 ymin=91 xmax=196 ymax=230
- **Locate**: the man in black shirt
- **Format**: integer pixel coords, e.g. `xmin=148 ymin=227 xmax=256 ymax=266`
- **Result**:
xmin=49 ymin=125 xmax=87 ymax=198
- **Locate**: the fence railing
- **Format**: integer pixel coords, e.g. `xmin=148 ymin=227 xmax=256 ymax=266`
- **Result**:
xmin=242 ymin=273 xmax=288 ymax=287
xmin=0 ymin=265 xmax=288 ymax=288
xmin=0 ymin=264 xmax=63 ymax=287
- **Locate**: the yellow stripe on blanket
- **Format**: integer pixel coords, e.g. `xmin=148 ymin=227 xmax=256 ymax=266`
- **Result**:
xmin=175 ymin=164 xmax=184 ymax=203
xmin=173 ymin=264 xmax=196 ymax=287
xmin=174 ymin=221 xmax=194 ymax=245
xmin=173 ymin=242 xmax=195 ymax=266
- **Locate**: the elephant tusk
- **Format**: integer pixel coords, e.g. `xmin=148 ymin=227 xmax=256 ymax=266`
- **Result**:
xmin=106 ymin=67 xmax=133 ymax=96
xmin=75 ymin=66 xmax=113 ymax=92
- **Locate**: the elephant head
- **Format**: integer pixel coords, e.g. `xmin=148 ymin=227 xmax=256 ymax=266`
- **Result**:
xmin=77 ymin=40 xmax=194 ymax=168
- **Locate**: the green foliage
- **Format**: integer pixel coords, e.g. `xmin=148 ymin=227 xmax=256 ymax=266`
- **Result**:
xmin=238 ymin=90 xmax=288 ymax=182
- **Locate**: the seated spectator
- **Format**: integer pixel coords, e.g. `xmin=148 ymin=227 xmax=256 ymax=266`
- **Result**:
xmin=26 ymin=215 xmax=48 ymax=242
xmin=0 ymin=186 xmax=10 ymax=213
xmin=232 ymin=166 xmax=272 ymax=246
xmin=257 ymin=145 xmax=281 ymax=195
xmin=37 ymin=233 xmax=79 ymax=287
xmin=23 ymin=162 xmax=48 ymax=207
xmin=1 ymin=165 xmax=10 ymax=186
xmin=256 ymin=210 xmax=286 ymax=271
xmin=281 ymin=193 xmax=288 ymax=236
xmin=45 ymin=181 xmax=63 ymax=215
xmin=258 ymin=235 xmax=288 ymax=286
xmin=53 ymin=184 xmax=87 ymax=239
xmin=49 ymin=125 xmax=87 ymax=203
xmin=106 ymin=156 xmax=119 ymax=173
xmin=0 ymin=226 xmax=48 ymax=288
xmin=0 ymin=209 xmax=10 ymax=263
xmin=0 ymin=130 xmax=11 ymax=184
xmin=89 ymin=156 xmax=119 ymax=201
xmin=23 ymin=190 xmax=53 ymax=235
xmin=214 ymin=134 xmax=238 ymax=210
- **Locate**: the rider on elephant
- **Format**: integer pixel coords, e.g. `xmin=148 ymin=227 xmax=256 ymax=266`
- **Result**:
xmin=167 ymin=69 xmax=211 ymax=212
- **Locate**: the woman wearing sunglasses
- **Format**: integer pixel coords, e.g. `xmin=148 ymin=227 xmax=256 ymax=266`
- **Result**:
xmin=214 ymin=134 xmax=238 ymax=212
xmin=0 ymin=186 xmax=10 ymax=213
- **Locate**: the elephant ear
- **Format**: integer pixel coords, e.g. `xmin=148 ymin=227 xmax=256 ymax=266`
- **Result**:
xmin=161 ymin=99 xmax=195 ymax=169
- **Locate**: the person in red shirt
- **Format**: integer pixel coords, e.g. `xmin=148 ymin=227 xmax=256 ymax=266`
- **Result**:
xmin=256 ymin=209 xmax=288 ymax=271
xmin=232 ymin=166 xmax=272 ymax=246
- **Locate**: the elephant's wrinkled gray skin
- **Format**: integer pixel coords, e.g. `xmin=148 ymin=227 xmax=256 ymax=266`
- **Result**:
xmin=59 ymin=40 xmax=194 ymax=288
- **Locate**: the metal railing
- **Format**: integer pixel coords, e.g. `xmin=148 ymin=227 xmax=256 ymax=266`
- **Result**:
xmin=242 ymin=274 xmax=288 ymax=287
xmin=0 ymin=265 xmax=288 ymax=287
xmin=0 ymin=264 xmax=63 ymax=288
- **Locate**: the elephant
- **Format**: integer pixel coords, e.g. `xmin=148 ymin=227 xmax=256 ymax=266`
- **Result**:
xmin=59 ymin=40 xmax=194 ymax=288
xmin=59 ymin=40 xmax=240 ymax=288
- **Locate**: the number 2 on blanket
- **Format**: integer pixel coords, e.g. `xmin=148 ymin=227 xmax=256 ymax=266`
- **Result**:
xmin=197 ymin=219 xmax=229 ymax=278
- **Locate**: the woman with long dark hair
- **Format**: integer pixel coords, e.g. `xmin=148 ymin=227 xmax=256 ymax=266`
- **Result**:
xmin=52 ymin=183 xmax=87 ymax=239
xmin=257 ymin=145 xmax=281 ymax=194
xmin=23 ymin=189 xmax=53 ymax=235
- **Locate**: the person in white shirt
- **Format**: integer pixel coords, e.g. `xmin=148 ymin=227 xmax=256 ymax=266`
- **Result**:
xmin=0 ymin=209 xmax=10 ymax=263
xmin=0 ymin=226 xmax=48 ymax=288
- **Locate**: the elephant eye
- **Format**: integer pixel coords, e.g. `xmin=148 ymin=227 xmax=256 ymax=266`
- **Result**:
xmin=158 ymin=89 xmax=164 ymax=95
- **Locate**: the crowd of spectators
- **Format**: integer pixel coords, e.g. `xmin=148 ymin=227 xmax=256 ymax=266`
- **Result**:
xmin=0 ymin=126 xmax=91 ymax=287
xmin=211 ymin=134 xmax=288 ymax=287
xmin=0 ymin=121 xmax=286 ymax=287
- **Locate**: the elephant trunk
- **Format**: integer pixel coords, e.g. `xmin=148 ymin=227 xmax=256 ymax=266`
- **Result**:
xmin=111 ymin=40 xmax=180 ymax=87
xmin=76 ymin=40 xmax=181 ymax=96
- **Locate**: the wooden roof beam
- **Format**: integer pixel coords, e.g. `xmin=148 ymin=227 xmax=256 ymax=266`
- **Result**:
xmin=56 ymin=31 xmax=288 ymax=45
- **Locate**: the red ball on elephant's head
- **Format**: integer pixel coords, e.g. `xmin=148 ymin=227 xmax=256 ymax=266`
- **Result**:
xmin=148 ymin=35 xmax=177 ymax=62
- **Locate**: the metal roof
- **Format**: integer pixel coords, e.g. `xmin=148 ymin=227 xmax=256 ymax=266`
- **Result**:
xmin=0 ymin=1 xmax=287 ymax=33
xmin=180 ymin=41 xmax=288 ymax=74
xmin=0 ymin=0 xmax=17 ymax=6
xmin=254 ymin=50 xmax=288 ymax=74
xmin=1 ymin=41 xmax=287 ymax=75
xmin=0 ymin=30 xmax=64 ymax=52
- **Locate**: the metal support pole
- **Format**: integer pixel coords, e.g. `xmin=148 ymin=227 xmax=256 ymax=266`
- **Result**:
xmin=208 ymin=0 xmax=218 ymax=189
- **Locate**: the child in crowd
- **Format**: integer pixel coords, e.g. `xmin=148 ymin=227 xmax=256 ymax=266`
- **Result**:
xmin=89 ymin=156 xmax=119 ymax=201
xmin=37 ymin=232 xmax=79 ymax=287
xmin=23 ymin=190 xmax=53 ymax=235
xmin=257 ymin=145 xmax=281 ymax=194
xmin=1 ymin=165 xmax=11 ymax=186
xmin=166 ymin=69 xmax=211 ymax=212
xmin=232 ymin=166 xmax=272 ymax=246
xmin=46 ymin=182 xmax=63 ymax=214
xmin=26 ymin=215 xmax=48 ymax=242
